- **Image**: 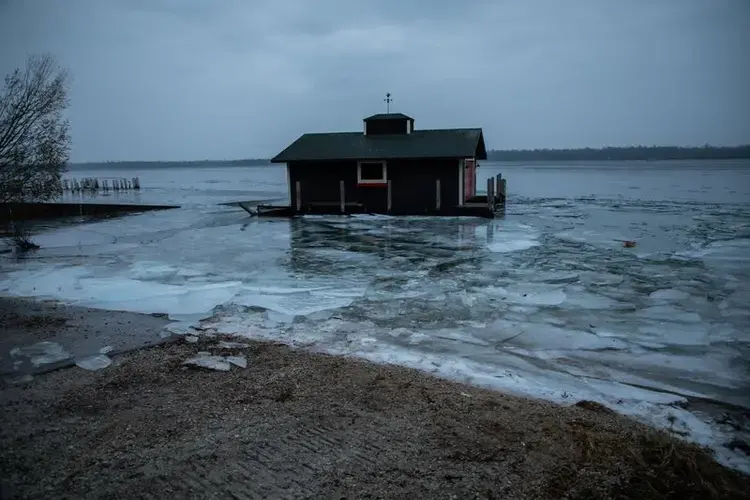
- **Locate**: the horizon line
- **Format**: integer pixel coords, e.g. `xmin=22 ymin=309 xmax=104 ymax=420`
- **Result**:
xmin=70 ymin=144 xmax=750 ymax=165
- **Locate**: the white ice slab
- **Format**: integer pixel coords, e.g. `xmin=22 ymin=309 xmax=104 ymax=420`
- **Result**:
xmin=226 ymin=356 xmax=247 ymax=368
xmin=233 ymin=290 xmax=355 ymax=317
xmin=10 ymin=342 xmax=71 ymax=367
xmin=649 ymin=289 xmax=690 ymax=301
xmin=75 ymin=354 xmax=112 ymax=371
xmin=487 ymin=239 xmax=539 ymax=253
xmin=183 ymin=353 xmax=231 ymax=371
xmin=635 ymin=305 xmax=702 ymax=323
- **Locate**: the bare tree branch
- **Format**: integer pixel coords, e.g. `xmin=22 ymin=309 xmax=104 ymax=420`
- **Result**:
xmin=0 ymin=54 xmax=70 ymax=203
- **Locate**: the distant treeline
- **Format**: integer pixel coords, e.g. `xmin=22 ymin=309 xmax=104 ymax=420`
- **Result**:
xmin=69 ymin=159 xmax=271 ymax=170
xmin=70 ymin=145 xmax=750 ymax=168
xmin=486 ymin=145 xmax=750 ymax=161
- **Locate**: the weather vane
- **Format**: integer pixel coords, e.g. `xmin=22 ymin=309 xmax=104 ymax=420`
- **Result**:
xmin=384 ymin=93 xmax=393 ymax=113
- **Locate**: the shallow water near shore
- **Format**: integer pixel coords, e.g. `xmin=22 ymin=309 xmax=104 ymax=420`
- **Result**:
xmin=2 ymin=160 xmax=749 ymax=471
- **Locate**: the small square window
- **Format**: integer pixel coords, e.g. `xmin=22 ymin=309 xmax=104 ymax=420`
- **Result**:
xmin=358 ymin=161 xmax=387 ymax=184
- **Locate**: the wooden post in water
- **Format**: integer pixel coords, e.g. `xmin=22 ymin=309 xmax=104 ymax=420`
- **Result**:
xmin=339 ymin=180 xmax=345 ymax=213
xmin=499 ymin=178 xmax=507 ymax=205
xmin=487 ymin=178 xmax=495 ymax=210
xmin=495 ymin=174 xmax=502 ymax=199
xmin=435 ymin=179 xmax=441 ymax=211
xmin=295 ymin=181 xmax=302 ymax=212
xmin=387 ymin=180 xmax=392 ymax=213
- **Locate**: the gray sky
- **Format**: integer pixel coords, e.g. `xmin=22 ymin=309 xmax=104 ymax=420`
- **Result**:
xmin=1 ymin=0 xmax=749 ymax=162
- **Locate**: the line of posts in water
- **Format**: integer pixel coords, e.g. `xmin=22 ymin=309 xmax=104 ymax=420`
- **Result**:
xmin=61 ymin=177 xmax=141 ymax=193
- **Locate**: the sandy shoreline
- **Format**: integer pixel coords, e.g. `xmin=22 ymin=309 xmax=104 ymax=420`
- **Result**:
xmin=1 ymin=296 xmax=748 ymax=499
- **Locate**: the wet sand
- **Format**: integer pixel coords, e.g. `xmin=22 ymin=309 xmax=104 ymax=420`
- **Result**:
xmin=0 ymin=297 xmax=748 ymax=499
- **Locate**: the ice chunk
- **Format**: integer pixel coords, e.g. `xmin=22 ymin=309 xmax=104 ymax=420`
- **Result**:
xmin=9 ymin=374 xmax=34 ymax=385
xmin=649 ymin=289 xmax=690 ymax=301
xmin=226 ymin=356 xmax=247 ymax=368
xmin=636 ymin=305 xmax=701 ymax=323
xmin=183 ymin=354 xmax=231 ymax=371
xmin=164 ymin=321 xmax=195 ymax=335
xmin=234 ymin=290 xmax=354 ymax=317
xmin=218 ymin=341 xmax=251 ymax=349
xmin=637 ymin=323 xmax=710 ymax=346
xmin=265 ymin=310 xmax=295 ymax=323
xmin=10 ymin=342 xmax=71 ymax=367
xmin=579 ymin=272 xmax=624 ymax=286
xmin=563 ymin=291 xmax=621 ymax=310
xmin=75 ymin=354 xmax=112 ymax=371
xmin=99 ymin=345 xmax=114 ymax=354
xmin=509 ymin=288 xmax=567 ymax=306
xmin=486 ymin=320 xmax=628 ymax=351
xmin=185 ymin=335 xmax=199 ymax=343
xmin=0 ymin=265 xmax=243 ymax=317
xmin=486 ymin=239 xmax=539 ymax=253
xmin=528 ymin=271 xmax=580 ymax=284
xmin=127 ymin=262 xmax=178 ymax=280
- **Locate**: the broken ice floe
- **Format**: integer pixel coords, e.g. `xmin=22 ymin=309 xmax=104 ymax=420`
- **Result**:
xmin=226 ymin=356 xmax=247 ymax=368
xmin=75 ymin=354 xmax=112 ymax=371
xmin=99 ymin=345 xmax=114 ymax=354
xmin=8 ymin=374 xmax=34 ymax=385
xmin=10 ymin=341 xmax=71 ymax=367
xmin=182 ymin=353 xmax=247 ymax=371
xmin=218 ymin=340 xmax=251 ymax=349
xmin=2 ymin=204 xmax=749 ymax=472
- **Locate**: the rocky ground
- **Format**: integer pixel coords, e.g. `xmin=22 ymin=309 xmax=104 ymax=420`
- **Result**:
xmin=0 ymin=298 xmax=748 ymax=499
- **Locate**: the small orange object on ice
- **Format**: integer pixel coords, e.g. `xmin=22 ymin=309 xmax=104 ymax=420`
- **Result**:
xmin=623 ymin=240 xmax=636 ymax=248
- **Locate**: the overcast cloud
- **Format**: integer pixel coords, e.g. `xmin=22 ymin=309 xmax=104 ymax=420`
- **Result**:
xmin=1 ymin=0 xmax=748 ymax=162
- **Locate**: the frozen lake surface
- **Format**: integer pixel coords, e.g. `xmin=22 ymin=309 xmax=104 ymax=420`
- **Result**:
xmin=2 ymin=160 xmax=750 ymax=471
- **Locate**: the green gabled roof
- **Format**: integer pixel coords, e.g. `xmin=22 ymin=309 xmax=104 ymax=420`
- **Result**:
xmin=271 ymin=128 xmax=487 ymax=163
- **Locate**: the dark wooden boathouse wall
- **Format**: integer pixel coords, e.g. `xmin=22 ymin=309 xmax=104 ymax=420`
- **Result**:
xmin=388 ymin=158 xmax=458 ymax=214
xmin=287 ymin=159 xmax=460 ymax=215
xmin=288 ymin=160 xmax=357 ymax=212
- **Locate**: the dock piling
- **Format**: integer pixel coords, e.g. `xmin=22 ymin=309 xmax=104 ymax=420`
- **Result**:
xmin=340 ymin=180 xmax=345 ymax=213
xmin=295 ymin=181 xmax=302 ymax=212
xmin=61 ymin=177 xmax=143 ymax=194
xmin=436 ymin=179 xmax=441 ymax=211
xmin=387 ymin=180 xmax=392 ymax=213
xmin=487 ymin=178 xmax=495 ymax=209
xmin=496 ymin=173 xmax=507 ymax=206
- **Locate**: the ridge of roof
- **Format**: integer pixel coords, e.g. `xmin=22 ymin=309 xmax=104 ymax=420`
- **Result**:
xmin=363 ymin=112 xmax=414 ymax=121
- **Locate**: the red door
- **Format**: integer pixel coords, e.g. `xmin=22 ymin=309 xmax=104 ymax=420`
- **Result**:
xmin=464 ymin=158 xmax=476 ymax=200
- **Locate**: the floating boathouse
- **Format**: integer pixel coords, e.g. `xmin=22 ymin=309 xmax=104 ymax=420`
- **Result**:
xmin=267 ymin=109 xmax=506 ymax=218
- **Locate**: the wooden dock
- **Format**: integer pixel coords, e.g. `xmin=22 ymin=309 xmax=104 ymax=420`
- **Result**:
xmin=224 ymin=173 xmax=506 ymax=219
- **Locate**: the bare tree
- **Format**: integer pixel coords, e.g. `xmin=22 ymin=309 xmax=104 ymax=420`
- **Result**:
xmin=0 ymin=54 xmax=70 ymax=203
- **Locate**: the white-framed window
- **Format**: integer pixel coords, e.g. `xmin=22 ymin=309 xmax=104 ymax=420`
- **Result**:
xmin=357 ymin=160 xmax=387 ymax=185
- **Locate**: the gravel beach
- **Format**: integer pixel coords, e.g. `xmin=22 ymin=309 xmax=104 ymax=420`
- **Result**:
xmin=0 ymin=297 xmax=748 ymax=499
